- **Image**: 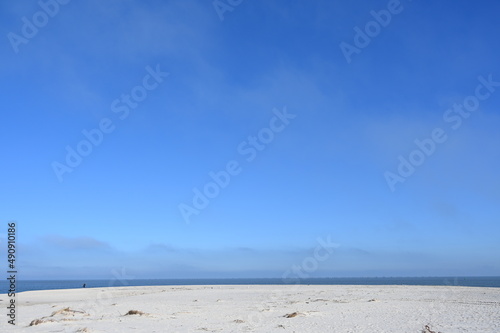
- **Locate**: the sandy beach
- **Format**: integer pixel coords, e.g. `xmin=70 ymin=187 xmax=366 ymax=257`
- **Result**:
xmin=2 ymin=285 xmax=499 ymax=332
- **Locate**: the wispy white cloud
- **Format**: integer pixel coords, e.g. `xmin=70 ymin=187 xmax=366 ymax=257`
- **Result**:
xmin=41 ymin=234 xmax=111 ymax=251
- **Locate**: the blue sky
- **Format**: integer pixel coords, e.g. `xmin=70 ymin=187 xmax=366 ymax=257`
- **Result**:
xmin=1 ymin=0 xmax=499 ymax=280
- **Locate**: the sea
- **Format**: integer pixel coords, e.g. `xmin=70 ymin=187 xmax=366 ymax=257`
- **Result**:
xmin=2 ymin=277 xmax=500 ymax=293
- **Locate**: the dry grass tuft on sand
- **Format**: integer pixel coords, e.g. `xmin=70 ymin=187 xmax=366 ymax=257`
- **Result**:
xmin=283 ymin=312 xmax=301 ymax=318
xmin=29 ymin=307 xmax=88 ymax=326
xmin=51 ymin=307 xmax=86 ymax=316
xmin=124 ymin=310 xmax=146 ymax=316
xmin=29 ymin=319 xmax=51 ymax=326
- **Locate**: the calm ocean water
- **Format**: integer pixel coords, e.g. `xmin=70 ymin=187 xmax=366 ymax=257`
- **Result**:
xmin=2 ymin=277 xmax=500 ymax=293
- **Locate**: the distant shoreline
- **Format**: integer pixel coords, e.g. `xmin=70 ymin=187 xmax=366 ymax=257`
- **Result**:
xmin=2 ymin=276 xmax=499 ymax=293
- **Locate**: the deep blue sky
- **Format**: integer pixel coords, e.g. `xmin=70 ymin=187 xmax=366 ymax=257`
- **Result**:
xmin=1 ymin=0 xmax=499 ymax=279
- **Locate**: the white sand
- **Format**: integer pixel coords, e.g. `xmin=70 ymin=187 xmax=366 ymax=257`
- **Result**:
xmin=1 ymin=285 xmax=499 ymax=332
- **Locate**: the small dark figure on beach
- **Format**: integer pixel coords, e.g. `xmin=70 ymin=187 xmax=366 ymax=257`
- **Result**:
xmin=83 ymin=283 xmax=86 ymax=288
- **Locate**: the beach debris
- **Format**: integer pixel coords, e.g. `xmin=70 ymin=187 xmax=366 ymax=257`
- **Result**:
xmin=233 ymin=319 xmax=244 ymax=323
xmin=422 ymin=324 xmax=442 ymax=333
xmin=124 ymin=310 xmax=146 ymax=316
xmin=277 ymin=324 xmax=286 ymax=329
xmin=368 ymin=299 xmax=376 ymax=302
xmin=284 ymin=312 xmax=300 ymax=318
